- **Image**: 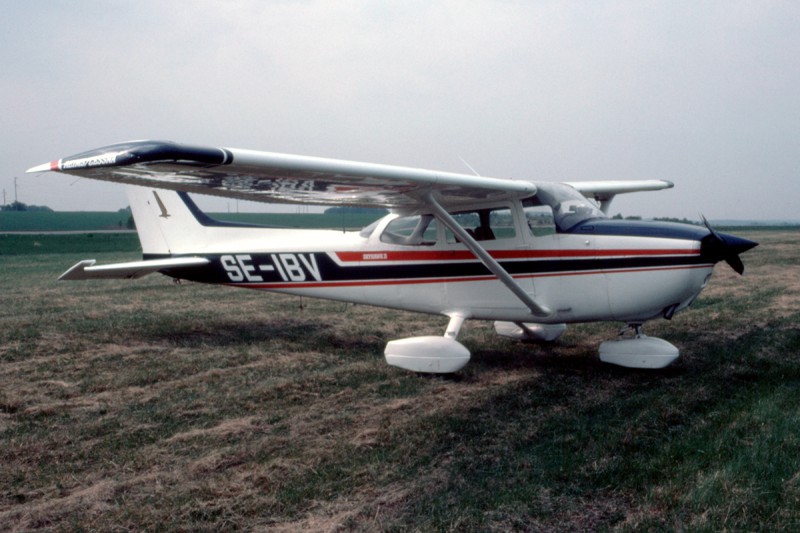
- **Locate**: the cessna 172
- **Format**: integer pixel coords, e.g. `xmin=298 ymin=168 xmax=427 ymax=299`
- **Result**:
xmin=28 ymin=140 xmax=757 ymax=372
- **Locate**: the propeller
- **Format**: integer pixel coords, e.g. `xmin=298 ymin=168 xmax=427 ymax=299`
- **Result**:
xmin=700 ymin=215 xmax=758 ymax=275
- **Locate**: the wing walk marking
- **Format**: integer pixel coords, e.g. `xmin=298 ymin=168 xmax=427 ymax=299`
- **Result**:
xmin=228 ymin=263 xmax=712 ymax=290
xmin=334 ymin=248 xmax=699 ymax=263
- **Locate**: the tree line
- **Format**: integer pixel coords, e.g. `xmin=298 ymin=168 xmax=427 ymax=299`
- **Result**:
xmin=0 ymin=201 xmax=53 ymax=212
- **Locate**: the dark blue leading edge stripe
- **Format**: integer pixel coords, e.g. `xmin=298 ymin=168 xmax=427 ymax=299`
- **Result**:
xmin=61 ymin=140 xmax=233 ymax=169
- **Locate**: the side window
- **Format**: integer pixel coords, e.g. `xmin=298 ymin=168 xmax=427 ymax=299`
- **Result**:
xmin=445 ymin=207 xmax=516 ymax=244
xmin=380 ymin=215 xmax=438 ymax=245
xmin=522 ymin=198 xmax=556 ymax=237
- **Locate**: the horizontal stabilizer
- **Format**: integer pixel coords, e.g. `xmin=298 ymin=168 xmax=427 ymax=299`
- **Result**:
xmin=59 ymin=257 xmax=209 ymax=280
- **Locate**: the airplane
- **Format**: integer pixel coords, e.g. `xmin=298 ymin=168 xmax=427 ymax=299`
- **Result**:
xmin=27 ymin=140 xmax=757 ymax=372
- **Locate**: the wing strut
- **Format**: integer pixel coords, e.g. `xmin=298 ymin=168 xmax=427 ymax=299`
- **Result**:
xmin=424 ymin=192 xmax=552 ymax=318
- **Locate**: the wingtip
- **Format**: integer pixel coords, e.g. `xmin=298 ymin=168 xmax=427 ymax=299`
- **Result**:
xmin=26 ymin=160 xmax=59 ymax=173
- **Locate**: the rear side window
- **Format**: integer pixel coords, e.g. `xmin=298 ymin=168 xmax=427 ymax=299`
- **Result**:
xmin=445 ymin=207 xmax=516 ymax=243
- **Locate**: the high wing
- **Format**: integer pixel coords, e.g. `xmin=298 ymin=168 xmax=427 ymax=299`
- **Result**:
xmin=27 ymin=140 xmax=537 ymax=210
xmin=28 ymin=140 xmax=674 ymax=211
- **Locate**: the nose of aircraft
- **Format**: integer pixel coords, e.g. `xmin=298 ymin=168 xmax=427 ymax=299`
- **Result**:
xmin=719 ymin=232 xmax=759 ymax=256
xmin=700 ymin=223 xmax=758 ymax=275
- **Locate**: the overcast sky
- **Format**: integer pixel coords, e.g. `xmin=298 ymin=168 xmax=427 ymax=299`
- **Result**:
xmin=3 ymin=1 xmax=798 ymax=220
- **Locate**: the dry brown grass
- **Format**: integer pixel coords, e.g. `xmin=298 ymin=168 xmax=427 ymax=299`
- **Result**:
xmin=1 ymin=230 xmax=799 ymax=530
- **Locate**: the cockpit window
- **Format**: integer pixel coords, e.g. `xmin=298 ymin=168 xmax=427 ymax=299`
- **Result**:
xmin=380 ymin=215 xmax=438 ymax=245
xmin=528 ymin=183 xmax=605 ymax=231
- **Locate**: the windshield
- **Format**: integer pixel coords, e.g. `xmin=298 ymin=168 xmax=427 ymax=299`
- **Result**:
xmin=380 ymin=214 xmax=438 ymax=245
xmin=532 ymin=183 xmax=606 ymax=231
xmin=359 ymin=219 xmax=382 ymax=238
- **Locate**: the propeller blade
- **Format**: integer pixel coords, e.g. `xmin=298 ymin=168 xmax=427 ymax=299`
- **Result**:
xmin=726 ymin=254 xmax=746 ymax=275
xmin=701 ymin=214 xmax=720 ymax=241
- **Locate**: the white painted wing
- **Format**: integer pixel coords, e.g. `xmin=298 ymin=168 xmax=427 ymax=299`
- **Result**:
xmin=28 ymin=140 xmax=536 ymax=209
xmin=59 ymin=257 xmax=210 ymax=280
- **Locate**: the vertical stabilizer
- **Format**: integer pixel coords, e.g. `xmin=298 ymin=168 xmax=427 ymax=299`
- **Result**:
xmin=126 ymin=186 xmax=209 ymax=256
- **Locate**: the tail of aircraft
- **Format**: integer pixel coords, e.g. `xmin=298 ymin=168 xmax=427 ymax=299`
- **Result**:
xmin=126 ymin=186 xmax=212 ymax=256
xmin=58 ymin=186 xmax=214 ymax=280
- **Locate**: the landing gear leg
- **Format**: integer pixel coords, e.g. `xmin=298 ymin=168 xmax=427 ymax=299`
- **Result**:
xmin=444 ymin=314 xmax=466 ymax=340
xmin=617 ymin=323 xmax=644 ymax=339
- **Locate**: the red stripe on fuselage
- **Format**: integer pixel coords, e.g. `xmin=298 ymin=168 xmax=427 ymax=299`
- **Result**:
xmin=334 ymin=248 xmax=698 ymax=263
xmin=229 ymin=263 xmax=712 ymax=291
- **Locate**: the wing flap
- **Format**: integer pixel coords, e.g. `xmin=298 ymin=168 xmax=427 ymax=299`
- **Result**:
xmin=59 ymin=257 xmax=209 ymax=280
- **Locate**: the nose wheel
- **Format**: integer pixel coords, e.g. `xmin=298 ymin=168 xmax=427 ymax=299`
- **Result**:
xmin=600 ymin=322 xmax=679 ymax=369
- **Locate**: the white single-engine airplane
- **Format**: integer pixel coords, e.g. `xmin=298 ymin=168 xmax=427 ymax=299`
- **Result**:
xmin=28 ymin=141 xmax=757 ymax=372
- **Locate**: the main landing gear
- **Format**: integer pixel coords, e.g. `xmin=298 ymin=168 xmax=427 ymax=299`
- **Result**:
xmin=384 ymin=319 xmax=680 ymax=373
xmin=598 ymin=323 xmax=679 ymax=369
xmin=383 ymin=314 xmax=471 ymax=373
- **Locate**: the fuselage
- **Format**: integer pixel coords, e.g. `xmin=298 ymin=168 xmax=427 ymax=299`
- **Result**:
xmin=158 ymin=196 xmax=729 ymax=326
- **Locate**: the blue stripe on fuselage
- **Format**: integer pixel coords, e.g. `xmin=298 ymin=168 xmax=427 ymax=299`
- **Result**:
xmin=566 ymin=219 xmax=710 ymax=241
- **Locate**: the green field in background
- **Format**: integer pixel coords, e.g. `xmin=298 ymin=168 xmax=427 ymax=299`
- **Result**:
xmin=0 ymin=210 xmax=383 ymax=233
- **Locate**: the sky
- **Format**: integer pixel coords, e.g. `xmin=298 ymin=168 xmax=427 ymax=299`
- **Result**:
xmin=2 ymin=1 xmax=799 ymax=220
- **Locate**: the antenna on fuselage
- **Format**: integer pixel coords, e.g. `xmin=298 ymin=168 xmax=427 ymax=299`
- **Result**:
xmin=458 ymin=156 xmax=481 ymax=177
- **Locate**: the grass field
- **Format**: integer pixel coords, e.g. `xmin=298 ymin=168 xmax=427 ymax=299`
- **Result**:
xmin=1 ymin=230 xmax=799 ymax=530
